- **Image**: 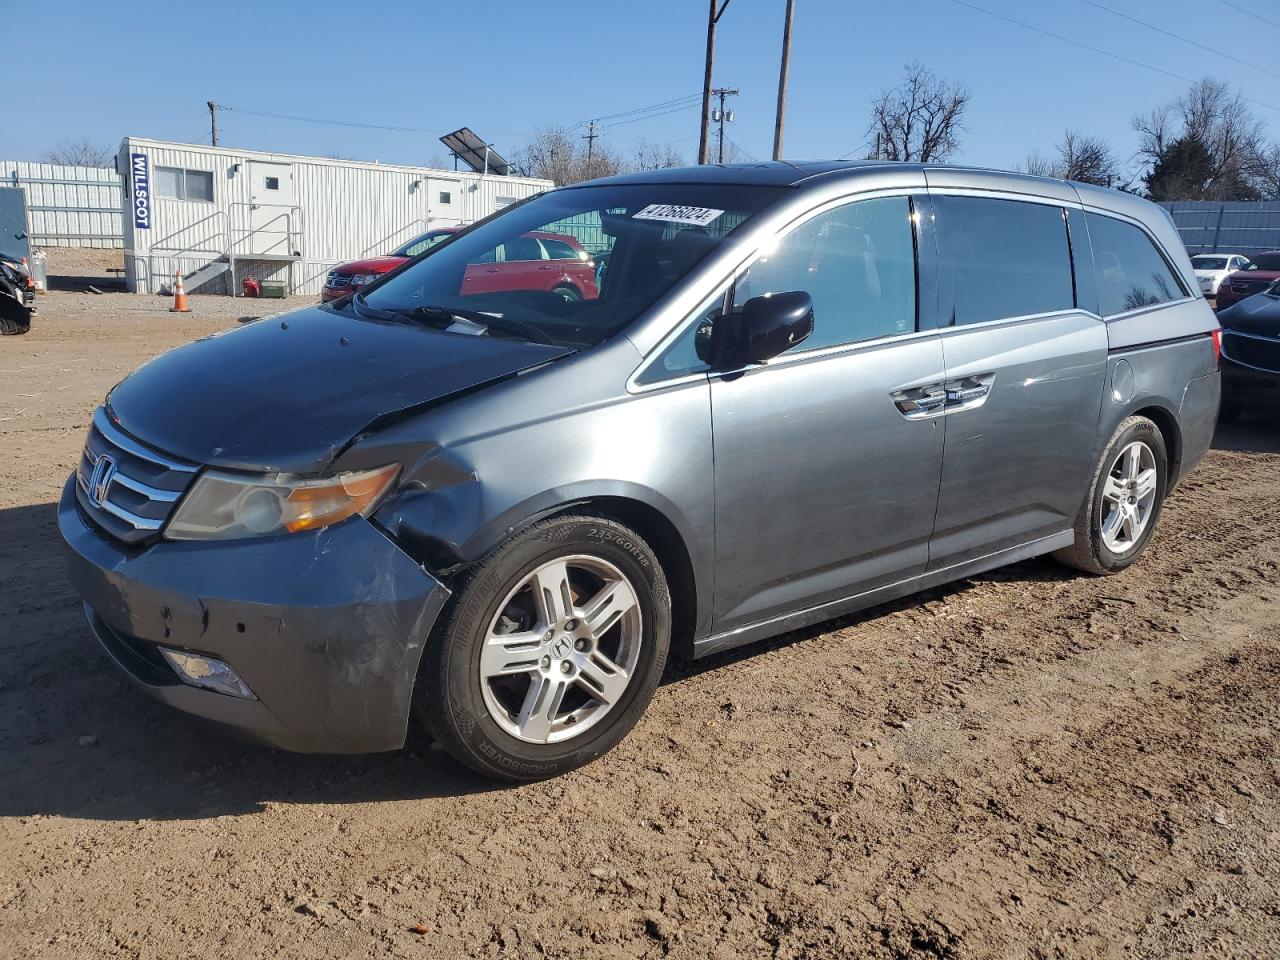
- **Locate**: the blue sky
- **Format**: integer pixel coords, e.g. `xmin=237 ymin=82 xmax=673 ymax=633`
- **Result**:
xmin=11 ymin=0 xmax=1280 ymax=178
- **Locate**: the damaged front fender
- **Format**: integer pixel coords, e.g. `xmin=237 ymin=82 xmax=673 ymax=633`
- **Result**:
xmin=60 ymin=477 xmax=450 ymax=753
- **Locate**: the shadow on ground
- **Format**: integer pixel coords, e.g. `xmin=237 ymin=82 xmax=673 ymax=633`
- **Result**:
xmin=3 ymin=416 xmax=1273 ymax=823
xmin=44 ymin=272 xmax=127 ymax=294
xmin=1213 ymin=412 xmax=1280 ymax=454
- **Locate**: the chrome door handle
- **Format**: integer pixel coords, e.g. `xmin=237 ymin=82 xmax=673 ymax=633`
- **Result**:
xmin=891 ymin=385 xmax=948 ymax=419
xmin=946 ymin=384 xmax=988 ymax=404
xmin=942 ymin=374 xmax=995 ymax=412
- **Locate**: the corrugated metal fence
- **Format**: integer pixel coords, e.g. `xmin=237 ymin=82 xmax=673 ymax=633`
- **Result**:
xmin=1160 ymin=201 xmax=1280 ymax=257
xmin=0 ymin=161 xmax=123 ymax=248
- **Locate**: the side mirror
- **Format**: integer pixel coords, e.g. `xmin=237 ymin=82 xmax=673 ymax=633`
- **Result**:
xmin=714 ymin=291 xmax=814 ymax=367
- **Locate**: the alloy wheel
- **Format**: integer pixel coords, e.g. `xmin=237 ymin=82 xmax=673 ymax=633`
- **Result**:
xmin=1099 ymin=440 xmax=1158 ymax=555
xmin=479 ymin=555 xmax=643 ymax=744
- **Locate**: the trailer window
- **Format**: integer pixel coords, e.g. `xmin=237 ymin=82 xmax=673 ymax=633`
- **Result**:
xmin=154 ymin=166 xmax=214 ymax=203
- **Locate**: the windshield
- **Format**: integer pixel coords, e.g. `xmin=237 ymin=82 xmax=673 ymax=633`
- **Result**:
xmin=392 ymin=230 xmax=456 ymax=258
xmin=1192 ymin=256 xmax=1229 ymax=270
xmin=1246 ymin=253 xmax=1280 ymax=271
xmin=360 ymin=183 xmax=786 ymax=348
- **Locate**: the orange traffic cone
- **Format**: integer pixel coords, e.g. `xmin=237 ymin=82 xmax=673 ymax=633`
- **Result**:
xmin=170 ymin=270 xmax=191 ymax=313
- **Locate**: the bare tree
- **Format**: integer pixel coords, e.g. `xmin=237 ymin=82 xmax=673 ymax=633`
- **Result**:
xmin=865 ymin=63 xmax=968 ymax=163
xmin=1134 ymin=78 xmax=1267 ymax=200
xmin=514 ymin=127 xmax=623 ymax=185
xmin=1022 ymin=130 xmax=1120 ymax=187
xmin=44 ymin=138 xmax=112 ymax=167
xmin=628 ymin=140 xmax=684 ymax=171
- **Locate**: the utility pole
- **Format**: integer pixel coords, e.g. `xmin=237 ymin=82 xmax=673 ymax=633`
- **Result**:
xmin=583 ymin=120 xmax=599 ymax=173
xmin=207 ymin=100 xmax=219 ymax=147
xmin=772 ymin=0 xmax=796 ymax=161
xmin=713 ymin=88 xmax=739 ymax=164
xmin=698 ymin=0 xmax=733 ymax=165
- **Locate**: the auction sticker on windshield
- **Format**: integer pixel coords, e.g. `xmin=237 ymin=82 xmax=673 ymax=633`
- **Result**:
xmin=632 ymin=204 xmax=724 ymax=227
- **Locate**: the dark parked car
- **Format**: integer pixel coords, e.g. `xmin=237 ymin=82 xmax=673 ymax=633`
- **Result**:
xmin=60 ymin=162 xmax=1219 ymax=781
xmin=1214 ymin=250 xmax=1280 ymax=309
xmin=1216 ymin=279 xmax=1280 ymax=420
xmin=322 ymin=227 xmax=598 ymax=303
xmin=0 ymin=254 xmax=35 ymax=335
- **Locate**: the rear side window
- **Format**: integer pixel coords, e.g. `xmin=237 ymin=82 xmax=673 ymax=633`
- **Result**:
xmin=541 ymin=238 xmax=583 ymax=261
xmin=1086 ymin=213 xmax=1185 ymax=316
xmin=732 ymin=195 xmax=917 ymax=352
xmin=502 ymin=237 xmax=543 ymax=262
xmin=936 ymin=196 xmax=1075 ymax=325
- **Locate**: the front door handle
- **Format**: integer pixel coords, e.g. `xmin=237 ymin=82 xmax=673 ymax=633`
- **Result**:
xmin=891 ymin=384 xmax=948 ymax=419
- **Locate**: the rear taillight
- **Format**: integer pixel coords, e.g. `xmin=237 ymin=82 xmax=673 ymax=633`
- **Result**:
xmin=1211 ymin=328 xmax=1222 ymax=368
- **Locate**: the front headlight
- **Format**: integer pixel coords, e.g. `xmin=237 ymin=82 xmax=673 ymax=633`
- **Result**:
xmin=349 ymin=273 xmax=377 ymax=285
xmin=165 ymin=463 xmax=400 ymax=541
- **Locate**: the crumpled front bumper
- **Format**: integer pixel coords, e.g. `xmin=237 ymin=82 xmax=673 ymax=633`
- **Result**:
xmin=58 ymin=476 xmax=450 ymax=753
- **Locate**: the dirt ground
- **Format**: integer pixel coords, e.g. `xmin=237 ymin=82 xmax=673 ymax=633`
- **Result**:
xmin=2 ymin=290 xmax=1279 ymax=959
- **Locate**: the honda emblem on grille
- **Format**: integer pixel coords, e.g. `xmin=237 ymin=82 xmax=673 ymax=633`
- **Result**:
xmin=89 ymin=454 xmax=117 ymax=508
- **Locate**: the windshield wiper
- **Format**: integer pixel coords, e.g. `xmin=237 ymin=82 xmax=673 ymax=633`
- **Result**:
xmin=353 ymin=294 xmax=556 ymax=347
xmin=412 ymin=305 xmax=558 ymax=346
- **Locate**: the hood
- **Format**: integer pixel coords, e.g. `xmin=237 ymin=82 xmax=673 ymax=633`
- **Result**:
xmin=1225 ymin=269 xmax=1280 ymax=285
xmin=333 ymin=256 xmax=408 ymax=275
xmin=1194 ymin=268 xmax=1225 ymax=278
xmin=106 ymin=304 xmax=571 ymax=473
xmin=1218 ymin=291 xmax=1280 ymax=336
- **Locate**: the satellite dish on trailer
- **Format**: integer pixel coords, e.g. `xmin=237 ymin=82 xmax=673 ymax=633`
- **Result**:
xmin=439 ymin=128 xmax=512 ymax=176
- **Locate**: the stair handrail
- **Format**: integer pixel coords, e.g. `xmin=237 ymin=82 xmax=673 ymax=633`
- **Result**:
xmin=148 ymin=208 xmax=230 ymax=257
xmin=229 ymin=210 xmax=296 ymax=256
xmin=228 ymin=202 xmax=305 ymax=258
xmin=145 ymin=209 xmax=230 ymax=293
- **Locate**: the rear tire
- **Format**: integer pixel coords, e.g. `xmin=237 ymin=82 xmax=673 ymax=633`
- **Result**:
xmin=415 ymin=514 xmax=670 ymax=782
xmin=551 ymin=284 xmax=582 ymax=303
xmin=1053 ymin=416 xmax=1168 ymax=575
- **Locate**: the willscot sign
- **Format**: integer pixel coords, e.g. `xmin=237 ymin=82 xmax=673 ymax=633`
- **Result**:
xmin=130 ymin=153 xmax=151 ymax=230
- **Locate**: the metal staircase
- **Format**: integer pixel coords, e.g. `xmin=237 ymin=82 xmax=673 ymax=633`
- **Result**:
xmin=141 ymin=205 xmax=306 ymax=296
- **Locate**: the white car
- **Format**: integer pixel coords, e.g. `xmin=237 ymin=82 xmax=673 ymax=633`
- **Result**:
xmin=1192 ymin=253 xmax=1251 ymax=298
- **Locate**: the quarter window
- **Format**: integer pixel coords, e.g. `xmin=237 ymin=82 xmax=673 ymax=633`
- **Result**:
xmin=936 ymin=196 xmax=1074 ymax=325
xmin=1086 ymin=212 xmax=1185 ymax=316
xmin=733 ymin=195 xmax=918 ymax=351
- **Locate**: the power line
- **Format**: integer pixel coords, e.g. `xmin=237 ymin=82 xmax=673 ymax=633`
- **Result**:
xmin=589 ymin=93 xmax=702 ymax=125
xmin=950 ymin=0 xmax=1280 ymax=115
xmin=726 ymin=134 xmax=756 ymax=162
xmin=602 ymin=101 xmax=703 ymax=129
xmin=1077 ymin=0 xmax=1280 ymax=81
xmin=1220 ymin=0 xmax=1280 ymax=32
xmin=219 ymin=104 xmax=439 ymax=134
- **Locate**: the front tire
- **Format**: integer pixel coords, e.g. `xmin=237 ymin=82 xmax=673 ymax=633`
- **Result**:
xmin=0 ymin=298 xmax=29 ymax=336
xmin=1053 ymin=416 xmax=1168 ymax=575
xmin=416 ymin=514 xmax=671 ymax=782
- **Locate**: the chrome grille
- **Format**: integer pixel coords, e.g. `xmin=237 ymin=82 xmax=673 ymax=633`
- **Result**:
xmin=75 ymin=407 xmax=199 ymax=544
xmin=325 ymin=271 xmax=352 ymax=289
xmin=1222 ymin=330 xmax=1280 ymax=374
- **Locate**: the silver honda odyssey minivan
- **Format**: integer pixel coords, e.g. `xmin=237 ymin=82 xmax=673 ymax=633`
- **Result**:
xmin=61 ymin=161 xmax=1220 ymax=780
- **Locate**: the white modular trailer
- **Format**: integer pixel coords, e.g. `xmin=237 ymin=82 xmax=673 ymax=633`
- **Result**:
xmin=118 ymin=137 xmax=551 ymax=296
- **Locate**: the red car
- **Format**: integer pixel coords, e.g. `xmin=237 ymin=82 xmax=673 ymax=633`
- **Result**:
xmin=1214 ymin=250 xmax=1280 ymax=310
xmin=322 ymin=227 xmax=598 ymax=303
